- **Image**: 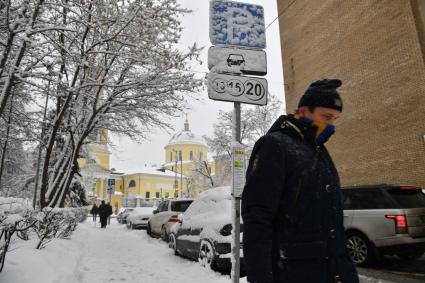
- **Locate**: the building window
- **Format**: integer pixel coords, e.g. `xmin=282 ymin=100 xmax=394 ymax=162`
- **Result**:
xmin=170 ymin=151 xmax=173 ymax=162
xmin=199 ymin=152 xmax=203 ymax=160
xmin=155 ymin=192 xmax=160 ymax=199
xmin=171 ymin=166 xmax=174 ymax=171
xmin=128 ymin=180 xmax=136 ymax=188
xmin=145 ymin=192 xmax=150 ymax=199
xmin=179 ymin=150 xmax=182 ymax=161
xmin=165 ymin=192 xmax=170 ymax=198
xmin=190 ymin=151 xmax=193 ymax=160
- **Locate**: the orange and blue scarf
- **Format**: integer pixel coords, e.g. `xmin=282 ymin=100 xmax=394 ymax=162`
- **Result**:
xmin=293 ymin=115 xmax=335 ymax=144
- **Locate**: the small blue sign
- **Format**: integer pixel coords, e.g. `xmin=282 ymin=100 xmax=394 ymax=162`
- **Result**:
xmin=107 ymin=179 xmax=115 ymax=187
xmin=210 ymin=0 xmax=266 ymax=49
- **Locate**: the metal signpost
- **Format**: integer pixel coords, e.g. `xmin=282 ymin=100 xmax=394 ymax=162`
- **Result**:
xmin=208 ymin=1 xmax=267 ymax=282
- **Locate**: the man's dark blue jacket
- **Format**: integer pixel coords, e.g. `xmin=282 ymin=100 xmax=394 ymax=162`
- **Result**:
xmin=242 ymin=115 xmax=359 ymax=283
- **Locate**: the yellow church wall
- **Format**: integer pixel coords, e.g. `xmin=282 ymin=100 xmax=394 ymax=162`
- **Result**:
xmin=96 ymin=154 xmax=110 ymax=170
xmin=165 ymin=144 xmax=208 ymax=164
xmin=123 ymin=173 xmax=187 ymax=201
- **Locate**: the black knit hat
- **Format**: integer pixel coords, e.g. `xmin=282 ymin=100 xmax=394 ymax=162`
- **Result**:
xmin=298 ymin=78 xmax=343 ymax=112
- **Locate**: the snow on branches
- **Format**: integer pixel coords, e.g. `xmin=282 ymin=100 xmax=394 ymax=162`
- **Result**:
xmin=0 ymin=0 xmax=203 ymax=207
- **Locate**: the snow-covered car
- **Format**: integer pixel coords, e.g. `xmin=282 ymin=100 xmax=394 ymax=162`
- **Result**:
xmin=168 ymin=186 xmax=244 ymax=273
xmin=147 ymin=199 xmax=193 ymax=241
xmin=126 ymin=207 xmax=156 ymax=230
xmin=117 ymin=207 xmax=134 ymax=224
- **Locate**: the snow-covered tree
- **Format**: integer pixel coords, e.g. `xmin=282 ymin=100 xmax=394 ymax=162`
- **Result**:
xmin=1 ymin=0 xmax=203 ymax=208
xmin=204 ymin=94 xmax=283 ymax=186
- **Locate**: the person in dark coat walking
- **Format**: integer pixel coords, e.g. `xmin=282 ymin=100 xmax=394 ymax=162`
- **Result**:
xmin=242 ymin=79 xmax=359 ymax=283
xmin=90 ymin=203 xmax=98 ymax=222
xmin=98 ymin=200 xmax=110 ymax=228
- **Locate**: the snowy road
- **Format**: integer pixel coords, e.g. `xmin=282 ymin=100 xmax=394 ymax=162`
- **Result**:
xmin=1 ymin=218 xmax=396 ymax=283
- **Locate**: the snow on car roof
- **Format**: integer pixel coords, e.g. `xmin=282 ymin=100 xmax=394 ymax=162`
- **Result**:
xmin=131 ymin=207 xmax=156 ymax=214
xmin=198 ymin=186 xmax=231 ymax=201
xmin=180 ymin=186 xmax=233 ymax=243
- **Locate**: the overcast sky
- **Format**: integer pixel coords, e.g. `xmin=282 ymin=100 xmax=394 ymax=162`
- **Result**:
xmin=110 ymin=0 xmax=285 ymax=172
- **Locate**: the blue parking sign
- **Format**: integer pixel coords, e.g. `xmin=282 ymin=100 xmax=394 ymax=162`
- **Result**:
xmin=107 ymin=179 xmax=115 ymax=187
xmin=210 ymin=0 xmax=266 ymax=49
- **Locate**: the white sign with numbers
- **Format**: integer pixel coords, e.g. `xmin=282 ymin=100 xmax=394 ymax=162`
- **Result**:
xmin=208 ymin=72 xmax=267 ymax=105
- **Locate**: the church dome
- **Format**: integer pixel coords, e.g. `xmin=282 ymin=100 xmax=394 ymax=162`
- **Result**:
xmin=167 ymin=117 xmax=206 ymax=147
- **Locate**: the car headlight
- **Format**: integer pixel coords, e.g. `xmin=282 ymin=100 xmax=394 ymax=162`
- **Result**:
xmin=220 ymin=224 xmax=233 ymax=236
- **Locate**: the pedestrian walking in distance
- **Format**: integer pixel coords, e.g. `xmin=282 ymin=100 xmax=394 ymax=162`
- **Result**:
xmin=242 ymin=79 xmax=359 ymax=283
xmin=107 ymin=202 xmax=113 ymax=224
xmin=98 ymin=200 xmax=110 ymax=228
xmin=90 ymin=203 xmax=98 ymax=222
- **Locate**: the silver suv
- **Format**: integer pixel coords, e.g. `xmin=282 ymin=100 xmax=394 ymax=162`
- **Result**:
xmin=147 ymin=199 xmax=193 ymax=241
xmin=342 ymin=185 xmax=425 ymax=266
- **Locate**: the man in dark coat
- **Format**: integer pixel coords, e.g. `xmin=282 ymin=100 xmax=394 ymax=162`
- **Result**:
xmin=242 ymin=79 xmax=359 ymax=283
xmin=98 ymin=200 xmax=109 ymax=228
xmin=90 ymin=203 xmax=98 ymax=222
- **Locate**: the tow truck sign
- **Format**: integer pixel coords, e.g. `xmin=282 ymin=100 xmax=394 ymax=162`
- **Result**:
xmin=208 ymin=46 xmax=267 ymax=76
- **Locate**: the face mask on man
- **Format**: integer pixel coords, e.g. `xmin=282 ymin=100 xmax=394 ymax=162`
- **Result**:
xmin=297 ymin=115 xmax=336 ymax=144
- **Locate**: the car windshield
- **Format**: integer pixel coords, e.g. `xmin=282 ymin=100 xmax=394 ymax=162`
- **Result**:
xmin=387 ymin=188 xmax=425 ymax=208
xmin=171 ymin=200 xmax=193 ymax=212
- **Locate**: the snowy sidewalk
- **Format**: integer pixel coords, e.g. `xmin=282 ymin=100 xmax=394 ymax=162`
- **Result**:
xmin=0 ymin=219 xmax=393 ymax=283
xmin=73 ymin=220 xmax=234 ymax=283
xmin=0 ymin=219 xmax=236 ymax=283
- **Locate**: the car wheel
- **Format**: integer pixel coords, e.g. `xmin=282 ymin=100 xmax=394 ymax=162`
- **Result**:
xmin=397 ymin=251 xmax=424 ymax=260
xmin=161 ymin=226 xmax=168 ymax=242
xmin=147 ymin=223 xmax=152 ymax=236
xmin=169 ymin=233 xmax=179 ymax=255
xmin=126 ymin=221 xmax=131 ymax=229
xmin=199 ymin=240 xmax=217 ymax=270
xmin=346 ymin=232 xmax=376 ymax=267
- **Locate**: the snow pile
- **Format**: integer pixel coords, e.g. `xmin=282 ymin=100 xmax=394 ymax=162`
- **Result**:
xmin=0 ymin=197 xmax=33 ymax=228
xmin=0 ymin=197 xmax=33 ymax=215
xmin=210 ymin=0 xmax=266 ymax=49
xmin=0 ymin=198 xmax=88 ymax=273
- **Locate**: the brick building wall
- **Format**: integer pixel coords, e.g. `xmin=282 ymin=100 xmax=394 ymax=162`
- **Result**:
xmin=276 ymin=0 xmax=425 ymax=187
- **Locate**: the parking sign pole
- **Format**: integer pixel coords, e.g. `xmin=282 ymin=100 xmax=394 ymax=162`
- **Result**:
xmin=231 ymin=102 xmax=241 ymax=283
xmin=208 ymin=2 xmax=266 ymax=281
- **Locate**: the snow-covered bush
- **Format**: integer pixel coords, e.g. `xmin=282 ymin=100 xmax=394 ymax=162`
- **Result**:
xmin=33 ymin=207 xmax=83 ymax=249
xmin=70 ymin=207 xmax=88 ymax=223
xmin=0 ymin=197 xmax=35 ymax=272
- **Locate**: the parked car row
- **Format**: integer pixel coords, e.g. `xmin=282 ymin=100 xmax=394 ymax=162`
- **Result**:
xmin=119 ymin=184 xmax=425 ymax=273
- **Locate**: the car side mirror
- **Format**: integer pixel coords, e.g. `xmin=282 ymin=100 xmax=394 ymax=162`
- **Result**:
xmin=153 ymin=210 xmax=159 ymax=214
xmin=177 ymin=214 xmax=183 ymax=223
